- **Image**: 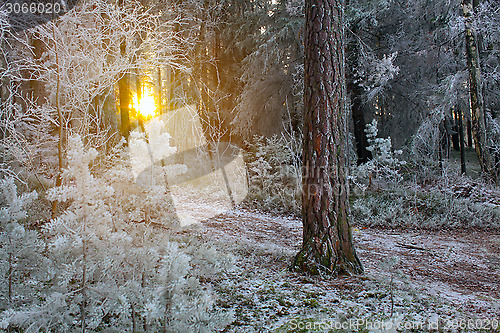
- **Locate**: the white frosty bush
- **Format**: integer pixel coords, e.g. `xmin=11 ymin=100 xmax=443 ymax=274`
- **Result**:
xmin=351 ymin=187 xmax=500 ymax=230
xmin=102 ymin=135 xmax=181 ymax=226
xmin=129 ymin=118 xmax=187 ymax=184
xmin=0 ymin=135 xmax=234 ymax=332
xmin=0 ymin=178 xmax=46 ymax=313
xmin=350 ymin=120 xmax=406 ymax=193
xmin=243 ymin=135 xmax=301 ymax=215
xmin=0 ymin=178 xmax=38 ymax=225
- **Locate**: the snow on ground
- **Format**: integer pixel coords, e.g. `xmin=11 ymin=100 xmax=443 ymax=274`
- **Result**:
xmin=171 ymin=194 xmax=500 ymax=332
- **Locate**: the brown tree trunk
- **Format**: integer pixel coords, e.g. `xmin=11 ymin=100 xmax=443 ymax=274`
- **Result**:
xmin=118 ymin=0 xmax=130 ymax=140
xmin=462 ymin=0 xmax=498 ymax=183
xmin=118 ymin=52 xmax=131 ymax=139
xmin=291 ymin=0 xmax=363 ymax=275
xmin=452 ymin=108 xmax=460 ymax=151
xmin=467 ymin=118 xmax=473 ymax=147
xmin=0 ymin=38 xmax=10 ymax=162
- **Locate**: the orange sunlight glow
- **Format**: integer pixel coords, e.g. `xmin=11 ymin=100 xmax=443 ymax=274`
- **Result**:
xmin=134 ymin=86 xmax=157 ymax=119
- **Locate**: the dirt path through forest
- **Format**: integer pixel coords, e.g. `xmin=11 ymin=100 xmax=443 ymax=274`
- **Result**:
xmin=179 ymin=199 xmax=500 ymax=317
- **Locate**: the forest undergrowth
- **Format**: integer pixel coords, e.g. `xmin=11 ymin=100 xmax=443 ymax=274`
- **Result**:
xmin=167 ymin=186 xmax=500 ymax=333
xmin=0 ymin=131 xmax=499 ymax=332
xmin=243 ymin=121 xmax=500 ymax=232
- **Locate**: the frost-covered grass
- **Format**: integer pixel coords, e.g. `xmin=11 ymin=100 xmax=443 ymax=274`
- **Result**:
xmin=175 ymin=204 xmax=500 ymax=333
xmin=213 ymin=267 xmax=457 ymax=333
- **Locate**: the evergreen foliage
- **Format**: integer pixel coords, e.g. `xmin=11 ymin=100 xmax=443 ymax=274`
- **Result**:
xmin=243 ymin=135 xmax=301 ymax=215
xmin=350 ymin=120 xmax=406 ymax=192
xmin=0 ymin=136 xmax=234 ymax=332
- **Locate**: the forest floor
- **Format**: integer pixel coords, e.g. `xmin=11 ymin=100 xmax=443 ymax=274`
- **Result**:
xmin=173 ymin=194 xmax=500 ymax=332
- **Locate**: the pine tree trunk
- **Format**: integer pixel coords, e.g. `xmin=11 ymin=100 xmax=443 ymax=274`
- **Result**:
xmin=467 ymin=118 xmax=473 ymax=147
xmin=452 ymin=109 xmax=460 ymax=151
xmin=462 ymin=0 xmax=498 ymax=183
xmin=118 ymin=0 xmax=130 ymax=140
xmin=292 ymin=0 xmax=363 ymax=275
xmin=168 ymin=66 xmax=176 ymax=111
xmin=118 ymin=58 xmax=131 ymax=139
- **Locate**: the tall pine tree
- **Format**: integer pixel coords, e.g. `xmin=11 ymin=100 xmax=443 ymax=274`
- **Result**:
xmin=292 ymin=0 xmax=363 ymax=275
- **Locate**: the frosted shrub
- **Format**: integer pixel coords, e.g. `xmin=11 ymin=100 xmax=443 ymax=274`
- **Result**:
xmin=0 ymin=178 xmax=46 ymax=312
xmin=244 ymin=135 xmax=301 ymax=214
xmin=122 ymin=118 xmax=187 ymax=225
xmin=350 ymin=120 xmax=406 ymax=192
xmin=102 ymin=135 xmax=180 ymax=226
xmin=0 ymin=136 xmax=234 ymax=332
xmin=0 ymin=178 xmax=38 ymax=225
xmin=351 ymin=188 xmax=500 ymax=230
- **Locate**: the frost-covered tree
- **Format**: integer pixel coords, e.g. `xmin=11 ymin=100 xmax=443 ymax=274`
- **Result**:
xmin=1 ymin=0 xmax=189 ymax=192
xmin=232 ymin=0 xmax=304 ymax=141
xmin=462 ymin=0 xmax=499 ymax=183
xmin=0 ymin=8 xmax=52 ymax=183
xmin=345 ymin=0 xmax=400 ymax=164
xmin=0 ymin=178 xmax=43 ymax=311
xmin=350 ymin=120 xmax=406 ymax=192
xmin=0 ymin=136 xmax=234 ymax=332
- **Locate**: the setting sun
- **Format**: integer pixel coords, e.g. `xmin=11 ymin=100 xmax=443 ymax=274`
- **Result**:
xmin=134 ymin=87 xmax=157 ymax=119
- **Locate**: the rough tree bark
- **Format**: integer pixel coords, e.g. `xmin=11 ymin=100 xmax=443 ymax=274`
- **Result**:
xmin=462 ymin=0 xmax=498 ymax=183
xmin=291 ymin=0 xmax=363 ymax=275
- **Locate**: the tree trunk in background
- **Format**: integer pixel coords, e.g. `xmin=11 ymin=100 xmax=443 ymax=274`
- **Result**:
xmin=51 ymin=24 xmax=63 ymax=219
xmin=462 ymin=0 xmax=498 ymax=183
xmin=458 ymin=105 xmax=467 ymax=174
xmin=467 ymin=118 xmax=473 ymax=147
xmin=168 ymin=22 xmax=180 ymax=112
xmin=212 ymin=27 xmax=223 ymax=141
xmin=0 ymin=39 xmax=10 ymax=147
xmin=29 ymin=33 xmax=48 ymax=107
xmin=157 ymin=67 xmax=163 ymax=115
xmin=452 ymin=109 xmax=460 ymax=151
xmin=118 ymin=0 xmax=130 ymax=140
xmin=118 ymin=50 xmax=131 ymax=139
xmin=198 ymin=22 xmax=211 ymax=140
xmin=292 ymin=0 xmax=363 ymax=275
xmin=347 ymin=24 xmax=372 ymax=165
